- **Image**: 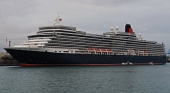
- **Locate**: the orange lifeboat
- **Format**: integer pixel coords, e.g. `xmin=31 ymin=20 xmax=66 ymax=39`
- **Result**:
xmin=101 ymin=49 xmax=107 ymax=52
xmin=88 ymin=48 xmax=95 ymax=52
xmin=107 ymin=49 xmax=113 ymax=53
xmin=95 ymin=48 xmax=101 ymax=52
xmin=144 ymin=51 xmax=148 ymax=55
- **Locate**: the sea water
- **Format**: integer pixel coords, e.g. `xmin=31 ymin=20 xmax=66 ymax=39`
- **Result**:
xmin=0 ymin=63 xmax=170 ymax=93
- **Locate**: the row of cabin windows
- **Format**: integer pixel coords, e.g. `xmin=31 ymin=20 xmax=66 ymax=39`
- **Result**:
xmin=44 ymin=46 xmax=163 ymax=54
xmin=45 ymin=44 xmax=151 ymax=50
xmin=46 ymin=44 xmax=112 ymax=47
xmin=57 ymin=35 xmax=121 ymax=40
xmin=46 ymin=44 xmax=163 ymax=51
xmin=50 ymin=40 xmax=123 ymax=44
xmin=44 ymin=47 xmax=164 ymax=56
xmin=55 ymin=37 xmax=156 ymax=45
xmin=57 ymin=35 xmax=118 ymax=41
xmin=43 ymin=46 xmax=86 ymax=50
xmin=48 ymin=42 xmax=159 ymax=48
xmin=49 ymin=41 xmax=113 ymax=44
xmin=58 ymin=36 xmax=116 ymax=41
xmin=50 ymin=40 xmax=162 ymax=48
xmin=59 ymin=36 xmax=85 ymax=39
xmin=46 ymin=50 xmax=164 ymax=56
xmin=29 ymin=35 xmax=161 ymax=48
xmin=29 ymin=34 xmax=158 ymax=45
xmin=39 ymin=27 xmax=76 ymax=30
xmin=38 ymin=30 xmax=75 ymax=34
xmin=29 ymin=35 xmax=54 ymax=38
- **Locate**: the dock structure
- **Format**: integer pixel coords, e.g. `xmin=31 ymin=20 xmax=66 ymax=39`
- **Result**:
xmin=167 ymin=49 xmax=170 ymax=62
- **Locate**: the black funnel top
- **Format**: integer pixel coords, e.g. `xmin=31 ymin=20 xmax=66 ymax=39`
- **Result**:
xmin=125 ymin=24 xmax=131 ymax=33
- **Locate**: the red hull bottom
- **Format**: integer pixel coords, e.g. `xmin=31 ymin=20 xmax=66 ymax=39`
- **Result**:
xmin=21 ymin=63 xmax=164 ymax=67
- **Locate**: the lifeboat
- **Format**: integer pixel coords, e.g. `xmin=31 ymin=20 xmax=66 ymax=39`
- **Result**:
xmin=88 ymin=48 xmax=95 ymax=52
xmin=101 ymin=49 xmax=107 ymax=52
xmin=144 ymin=51 xmax=148 ymax=55
xmin=95 ymin=48 xmax=101 ymax=52
xmin=107 ymin=49 xmax=113 ymax=53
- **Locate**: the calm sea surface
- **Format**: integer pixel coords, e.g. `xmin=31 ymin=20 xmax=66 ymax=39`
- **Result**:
xmin=1 ymin=63 xmax=170 ymax=93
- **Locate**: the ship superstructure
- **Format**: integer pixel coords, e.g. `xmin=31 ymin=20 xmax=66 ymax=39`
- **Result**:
xmin=14 ymin=24 xmax=165 ymax=56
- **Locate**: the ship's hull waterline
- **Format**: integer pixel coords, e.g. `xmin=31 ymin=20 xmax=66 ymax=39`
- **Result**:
xmin=5 ymin=48 xmax=166 ymax=67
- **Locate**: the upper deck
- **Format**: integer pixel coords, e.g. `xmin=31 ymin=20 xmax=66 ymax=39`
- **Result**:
xmin=39 ymin=25 xmax=76 ymax=31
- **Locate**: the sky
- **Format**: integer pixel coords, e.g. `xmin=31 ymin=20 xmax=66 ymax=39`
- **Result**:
xmin=0 ymin=0 xmax=170 ymax=52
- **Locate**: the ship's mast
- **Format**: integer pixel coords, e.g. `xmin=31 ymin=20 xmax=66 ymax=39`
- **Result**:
xmin=54 ymin=13 xmax=62 ymax=25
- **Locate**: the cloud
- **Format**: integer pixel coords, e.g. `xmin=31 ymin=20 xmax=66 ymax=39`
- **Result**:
xmin=0 ymin=0 xmax=170 ymax=52
xmin=64 ymin=0 xmax=138 ymax=7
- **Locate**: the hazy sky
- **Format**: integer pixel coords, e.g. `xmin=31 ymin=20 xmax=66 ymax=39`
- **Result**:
xmin=0 ymin=0 xmax=170 ymax=52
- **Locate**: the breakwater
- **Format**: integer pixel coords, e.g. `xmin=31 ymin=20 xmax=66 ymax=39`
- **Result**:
xmin=0 ymin=54 xmax=20 ymax=66
xmin=0 ymin=60 xmax=20 ymax=66
xmin=167 ymin=56 xmax=170 ymax=62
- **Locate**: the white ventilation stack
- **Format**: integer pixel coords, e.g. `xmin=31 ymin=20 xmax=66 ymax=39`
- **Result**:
xmin=115 ymin=26 xmax=119 ymax=34
xmin=138 ymin=33 xmax=143 ymax=40
xmin=110 ymin=27 xmax=114 ymax=33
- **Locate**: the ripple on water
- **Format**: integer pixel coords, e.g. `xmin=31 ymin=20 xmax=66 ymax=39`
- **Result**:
xmin=0 ymin=64 xmax=170 ymax=93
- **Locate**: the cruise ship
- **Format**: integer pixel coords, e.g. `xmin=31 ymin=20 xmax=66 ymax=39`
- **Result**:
xmin=4 ymin=17 xmax=166 ymax=66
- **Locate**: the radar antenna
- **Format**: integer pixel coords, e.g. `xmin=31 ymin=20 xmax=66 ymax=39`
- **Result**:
xmin=54 ymin=13 xmax=62 ymax=25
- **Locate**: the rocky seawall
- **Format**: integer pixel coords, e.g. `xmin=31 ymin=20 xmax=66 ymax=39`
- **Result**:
xmin=0 ymin=54 xmax=20 ymax=66
xmin=167 ymin=56 xmax=170 ymax=62
xmin=0 ymin=60 xmax=20 ymax=66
